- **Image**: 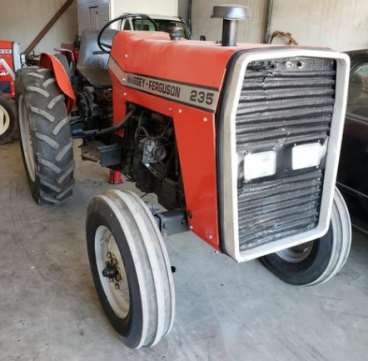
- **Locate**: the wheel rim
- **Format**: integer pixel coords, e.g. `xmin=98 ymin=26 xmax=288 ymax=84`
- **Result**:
xmin=95 ymin=225 xmax=130 ymax=319
xmin=0 ymin=104 xmax=10 ymax=136
xmin=276 ymin=241 xmax=314 ymax=263
xmin=18 ymin=95 xmax=36 ymax=182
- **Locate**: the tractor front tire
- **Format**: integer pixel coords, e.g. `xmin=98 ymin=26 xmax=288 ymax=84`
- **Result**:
xmin=261 ymin=188 xmax=351 ymax=286
xmin=16 ymin=67 xmax=74 ymax=205
xmin=86 ymin=190 xmax=175 ymax=349
xmin=0 ymin=95 xmax=17 ymax=144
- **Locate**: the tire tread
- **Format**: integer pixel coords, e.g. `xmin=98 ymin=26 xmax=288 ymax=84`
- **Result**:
xmin=16 ymin=66 xmax=74 ymax=205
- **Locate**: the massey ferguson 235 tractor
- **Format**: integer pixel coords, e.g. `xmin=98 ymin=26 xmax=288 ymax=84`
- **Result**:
xmin=0 ymin=40 xmax=20 ymax=144
xmin=16 ymin=6 xmax=352 ymax=349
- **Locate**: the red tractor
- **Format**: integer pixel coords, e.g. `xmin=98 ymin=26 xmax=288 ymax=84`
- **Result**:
xmin=16 ymin=7 xmax=352 ymax=349
xmin=0 ymin=40 xmax=21 ymax=144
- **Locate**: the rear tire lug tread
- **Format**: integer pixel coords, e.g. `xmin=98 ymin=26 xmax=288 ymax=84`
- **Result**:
xmin=57 ymin=163 xmax=74 ymax=184
xmin=26 ymin=86 xmax=50 ymax=98
xmin=48 ymin=94 xmax=65 ymax=110
xmin=38 ymin=157 xmax=62 ymax=174
xmin=56 ymin=142 xmax=72 ymax=162
xmin=43 ymin=78 xmax=56 ymax=88
xmin=16 ymin=65 xmax=75 ymax=205
xmin=56 ymin=185 xmax=74 ymax=200
xmin=39 ymin=177 xmax=62 ymax=193
xmin=35 ymin=132 xmax=60 ymax=149
xmin=40 ymin=192 xmax=61 ymax=205
xmin=27 ymin=72 xmax=45 ymax=79
xmin=52 ymin=116 xmax=69 ymax=135
xmin=30 ymin=106 xmax=55 ymax=123
xmin=37 ymin=68 xmax=51 ymax=74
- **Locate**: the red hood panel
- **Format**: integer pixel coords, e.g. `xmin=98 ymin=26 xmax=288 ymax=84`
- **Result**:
xmin=110 ymin=31 xmax=270 ymax=90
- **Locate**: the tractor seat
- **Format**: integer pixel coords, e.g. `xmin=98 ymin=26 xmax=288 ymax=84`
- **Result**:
xmin=77 ymin=30 xmax=116 ymax=88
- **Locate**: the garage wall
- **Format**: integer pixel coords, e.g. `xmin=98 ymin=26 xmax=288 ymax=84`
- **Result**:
xmin=191 ymin=0 xmax=267 ymax=43
xmin=271 ymin=0 xmax=368 ymax=51
xmin=178 ymin=0 xmax=189 ymax=21
xmin=191 ymin=0 xmax=368 ymax=51
xmin=0 ymin=0 xmax=78 ymax=53
xmin=110 ymin=0 xmax=178 ymax=18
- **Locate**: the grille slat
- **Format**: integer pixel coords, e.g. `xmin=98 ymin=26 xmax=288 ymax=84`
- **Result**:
xmin=239 ymin=212 xmax=318 ymax=244
xmin=239 ymin=196 xmax=321 ymax=220
xmin=243 ymin=69 xmax=336 ymax=79
xmin=239 ymin=134 xmax=329 ymax=152
xmin=239 ymin=219 xmax=317 ymax=251
xmin=236 ymin=116 xmax=332 ymax=132
xmin=236 ymin=57 xmax=336 ymax=251
xmin=237 ymin=96 xmax=335 ymax=115
xmin=237 ymin=105 xmax=334 ymax=124
xmin=239 ymin=187 xmax=321 ymax=210
xmin=242 ymin=77 xmax=335 ymax=90
xmin=239 ymin=201 xmax=319 ymax=225
xmin=236 ymin=125 xmax=330 ymax=144
xmin=239 ymin=171 xmax=322 ymax=199
xmin=239 ymin=170 xmax=322 ymax=192
xmin=239 ymin=87 xmax=335 ymax=103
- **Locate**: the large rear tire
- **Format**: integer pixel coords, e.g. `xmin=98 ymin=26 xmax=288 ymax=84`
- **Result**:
xmin=16 ymin=67 xmax=74 ymax=204
xmin=261 ymin=188 xmax=352 ymax=286
xmin=86 ymin=190 xmax=175 ymax=349
xmin=0 ymin=95 xmax=17 ymax=144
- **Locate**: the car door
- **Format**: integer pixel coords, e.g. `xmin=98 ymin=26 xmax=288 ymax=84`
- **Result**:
xmin=338 ymin=54 xmax=368 ymax=202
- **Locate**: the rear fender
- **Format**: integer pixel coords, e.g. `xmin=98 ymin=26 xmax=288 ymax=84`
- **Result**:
xmin=39 ymin=53 xmax=76 ymax=112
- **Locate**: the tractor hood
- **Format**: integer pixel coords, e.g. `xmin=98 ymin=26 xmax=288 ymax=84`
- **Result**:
xmin=109 ymin=31 xmax=272 ymax=112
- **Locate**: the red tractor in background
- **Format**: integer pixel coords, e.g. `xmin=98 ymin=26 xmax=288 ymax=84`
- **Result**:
xmin=0 ymin=40 xmax=21 ymax=144
xmin=16 ymin=6 xmax=352 ymax=349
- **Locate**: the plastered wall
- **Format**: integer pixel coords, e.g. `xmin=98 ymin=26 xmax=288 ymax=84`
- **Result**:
xmin=191 ymin=0 xmax=368 ymax=50
xmin=271 ymin=0 xmax=368 ymax=51
xmin=0 ymin=0 xmax=78 ymax=53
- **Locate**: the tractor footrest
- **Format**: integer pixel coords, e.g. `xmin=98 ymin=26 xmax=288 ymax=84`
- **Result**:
xmin=81 ymin=141 xmax=122 ymax=167
xmin=155 ymin=211 xmax=188 ymax=236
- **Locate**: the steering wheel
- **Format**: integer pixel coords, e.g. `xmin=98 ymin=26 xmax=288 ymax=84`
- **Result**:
xmin=97 ymin=14 xmax=158 ymax=54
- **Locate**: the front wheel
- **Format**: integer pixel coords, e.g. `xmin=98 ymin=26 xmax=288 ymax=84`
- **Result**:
xmin=86 ymin=190 xmax=175 ymax=349
xmin=261 ymin=188 xmax=351 ymax=286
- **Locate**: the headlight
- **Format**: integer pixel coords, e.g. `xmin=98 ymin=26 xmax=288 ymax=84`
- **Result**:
xmin=292 ymin=142 xmax=326 ymax=170
xmin=243 ymin=150 xmax=277 ymax=181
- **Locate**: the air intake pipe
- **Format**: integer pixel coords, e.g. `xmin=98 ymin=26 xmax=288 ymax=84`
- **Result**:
xmin=212 ymin=5 xmax=249 ymax=46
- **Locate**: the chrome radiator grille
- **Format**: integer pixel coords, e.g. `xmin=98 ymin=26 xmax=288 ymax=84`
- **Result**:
xmin=237 ymin=57 xmax=336 ymax=251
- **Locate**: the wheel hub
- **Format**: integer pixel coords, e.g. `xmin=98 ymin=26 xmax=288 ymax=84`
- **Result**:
xmin=0 ymin=104 xmax=10 ymax=136
xmin=277 ymin=241 xmax=314 ymax=263
xmin=102 ymin=253 xmax=122 ymax=288
xmin=95 ymin=226 xmax=130 ymax=319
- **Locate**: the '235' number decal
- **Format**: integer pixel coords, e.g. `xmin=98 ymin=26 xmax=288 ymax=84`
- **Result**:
xmin=190 ymin=90 xmax=215 ymax=106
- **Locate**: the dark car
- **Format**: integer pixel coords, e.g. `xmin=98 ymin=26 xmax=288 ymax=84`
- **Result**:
xmin=338 ymin=50 xmax=368 ymax=217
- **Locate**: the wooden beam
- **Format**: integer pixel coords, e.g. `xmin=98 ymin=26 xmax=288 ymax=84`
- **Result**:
xmin=25 ymin=0 xmax=74 ymax=56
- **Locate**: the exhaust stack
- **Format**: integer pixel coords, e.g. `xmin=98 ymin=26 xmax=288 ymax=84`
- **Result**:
xmin=212 ymin=5 xmax=249 ymax=47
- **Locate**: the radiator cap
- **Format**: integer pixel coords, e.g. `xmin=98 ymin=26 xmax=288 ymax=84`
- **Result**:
xmin=212 ymin=5 xmax=249 ymax=20
xmin=212 ymin=5 xmax=249 ymax=46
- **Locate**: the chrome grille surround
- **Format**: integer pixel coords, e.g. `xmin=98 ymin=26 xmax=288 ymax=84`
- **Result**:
xmin=219 ymin=49 xmax=350 ymax=263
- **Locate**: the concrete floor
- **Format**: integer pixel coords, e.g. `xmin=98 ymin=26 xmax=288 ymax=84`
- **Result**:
xmin=1 ymin=142 xmax=368 ymax=361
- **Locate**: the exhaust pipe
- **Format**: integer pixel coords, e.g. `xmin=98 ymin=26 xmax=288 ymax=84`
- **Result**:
xmin=212 ymin=5 xmax=249 ymax=46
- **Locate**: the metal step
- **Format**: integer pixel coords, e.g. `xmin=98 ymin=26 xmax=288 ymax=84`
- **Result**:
xmin=81 ymin=141 xmax=122 ymax=167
